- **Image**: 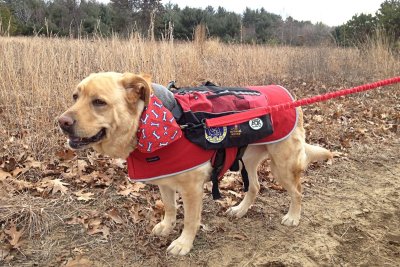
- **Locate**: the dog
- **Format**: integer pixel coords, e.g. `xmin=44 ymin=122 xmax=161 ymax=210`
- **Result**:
xmin=58 ymin=72 xmax=333 ymax=255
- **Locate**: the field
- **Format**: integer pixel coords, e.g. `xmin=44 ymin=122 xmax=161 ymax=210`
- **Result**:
xmin=0 ymin=36 xmax=399 ymax=266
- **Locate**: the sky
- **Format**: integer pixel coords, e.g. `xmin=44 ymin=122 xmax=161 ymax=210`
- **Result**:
xmin=98 ymin=0 xmax=384 ymax=27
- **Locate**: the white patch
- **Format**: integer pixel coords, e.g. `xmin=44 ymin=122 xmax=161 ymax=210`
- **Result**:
xmin=249 ymin=118 xmax=263 ymax=130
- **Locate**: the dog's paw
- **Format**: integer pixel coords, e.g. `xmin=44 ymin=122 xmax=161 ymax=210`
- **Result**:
xmin=226 ymin=206 xmax=248 ymax=218
xmin=281 ymin=213 xmax=300 ymax=226
xmin=167 ymin=237 xmax=193 ymax=256
xmin=152 ymin=221 xmax=174 ymax=236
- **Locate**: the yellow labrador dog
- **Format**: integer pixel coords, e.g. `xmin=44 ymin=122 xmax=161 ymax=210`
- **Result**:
xmin=58 ymin=72 xmax=332 ymax=255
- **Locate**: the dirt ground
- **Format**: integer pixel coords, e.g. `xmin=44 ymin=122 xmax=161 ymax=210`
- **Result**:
xmin=1 ymin=81 xmax=399 ymax=267
xmin=1 ymin=135 xmax=399 ymax=267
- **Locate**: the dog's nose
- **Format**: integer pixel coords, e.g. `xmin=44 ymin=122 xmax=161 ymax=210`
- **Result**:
xmin=58 ymin=115 xmax=75 ymax=132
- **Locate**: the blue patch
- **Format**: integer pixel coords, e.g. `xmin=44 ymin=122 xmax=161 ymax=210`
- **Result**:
xmin=205 ymin=127 xmax=227 ymax=144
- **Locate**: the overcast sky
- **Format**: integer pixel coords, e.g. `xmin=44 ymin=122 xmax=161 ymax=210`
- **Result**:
xmin=98 ymin=0 xmax=384 ymax=26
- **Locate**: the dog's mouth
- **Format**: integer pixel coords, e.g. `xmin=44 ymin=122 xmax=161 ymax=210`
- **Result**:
xmin=68 ymin=128 xmax=106 ymax=149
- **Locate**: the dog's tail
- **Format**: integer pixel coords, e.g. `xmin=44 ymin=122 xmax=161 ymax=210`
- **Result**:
xmin=304 ymin=143 xmax=333 ymax=165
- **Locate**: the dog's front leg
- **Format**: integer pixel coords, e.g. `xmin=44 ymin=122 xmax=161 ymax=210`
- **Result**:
xmin=152 ymin=185 xmax=177 ymax=236
xmin=167 ymin=182 xmax=204 ymax=256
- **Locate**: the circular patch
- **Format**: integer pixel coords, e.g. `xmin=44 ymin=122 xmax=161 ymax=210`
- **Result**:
xmin=249 ymin=118 xmax=263 ymax=130
xmin=205 ymin=127 xmax=227 ymax=143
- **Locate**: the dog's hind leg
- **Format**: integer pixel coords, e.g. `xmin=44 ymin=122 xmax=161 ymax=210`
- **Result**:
xmin=270 ymin=157 xmax=303 ymax=226
xmin=152 ymin=185 xmax=177 ymax=236
xmin=267 ymin=132 xmax=306 ymax=226
xmin=226 ymin=145 xmax=268 ymax=218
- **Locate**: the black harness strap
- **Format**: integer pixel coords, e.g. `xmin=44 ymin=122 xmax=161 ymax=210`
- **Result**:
xmin=210 ymin=148 xmax=225 ymax=200
xmin=211 ymin=146 xmax=250 ymax=200
xmin=229 ymin=146 xmax=249 ymax=192
xmin=240 ymin=159 xmax=249 ymax=192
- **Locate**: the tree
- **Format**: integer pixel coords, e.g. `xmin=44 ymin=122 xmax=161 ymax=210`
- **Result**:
xmin=376 ymin=0 xmax=400 ymax=40
xmin=175 ymin=7 xmax=206 ymax=39
xmin=79 ymin=0 xmax=112 ymax=35
xmin=242 ymin=8 xmax=282 ymax=43
xmin=333 ymin=13 xmax=377 ymax=46
xmin=136 ymin=0 xmax=162 ymax=36
xmin=0 ymin=3 xmax=17 ymax=35
xmin=207 ymin=7 xmax=241 ymax=42
xmin=110 ymin=0 xmax=163 ymax=36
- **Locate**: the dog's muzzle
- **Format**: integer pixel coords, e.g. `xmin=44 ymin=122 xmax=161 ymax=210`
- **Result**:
xmin=58 ymin=115 xmax=75 ymax=135
xmin=58 ymin=115 xmax=106 ymax=149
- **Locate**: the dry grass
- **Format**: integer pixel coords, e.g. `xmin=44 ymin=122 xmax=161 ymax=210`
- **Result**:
xmin=0 ymin=193 xmax=52 ymax=238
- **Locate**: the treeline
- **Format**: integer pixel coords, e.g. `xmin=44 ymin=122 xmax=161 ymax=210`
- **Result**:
xmin=0 ymin=0 xmax=332 ymax=45
xmin=0 ymin=0 xmax=399 ymax=47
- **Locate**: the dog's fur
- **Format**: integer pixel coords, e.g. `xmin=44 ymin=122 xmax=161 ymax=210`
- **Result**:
xmin=59 ymin=72 xmax=333 ymax=255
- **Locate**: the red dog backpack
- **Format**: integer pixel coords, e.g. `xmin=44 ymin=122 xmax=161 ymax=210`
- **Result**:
xmin=172 ymin=83 xmax=274 ymax=150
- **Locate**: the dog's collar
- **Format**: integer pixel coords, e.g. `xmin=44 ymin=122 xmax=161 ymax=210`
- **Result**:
xmin=136 ymin=95 xmax=182 ymax=153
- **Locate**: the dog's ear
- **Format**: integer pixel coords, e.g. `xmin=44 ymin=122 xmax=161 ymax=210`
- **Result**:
xmin=120 ymin=73 xmax=152 ymax=106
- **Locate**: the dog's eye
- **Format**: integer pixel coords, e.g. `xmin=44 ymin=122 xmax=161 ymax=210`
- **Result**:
xmin=93 ymin=99 xmax=107 ymax=106
xmin=72 ymin=94 xmax=78 ymax=101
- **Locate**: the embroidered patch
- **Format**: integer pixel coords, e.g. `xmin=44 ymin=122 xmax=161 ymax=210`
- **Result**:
xmin=249 ymin=118 xmax=263 ymax=130
xmin=205 ymin=127 xmax=227 ymax=143
xmin=229 ymin=125 xmax=242 ymax=137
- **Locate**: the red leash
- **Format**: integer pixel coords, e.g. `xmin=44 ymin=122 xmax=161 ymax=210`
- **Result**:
xmin=205 ymin=76 xmax=400 ymax=128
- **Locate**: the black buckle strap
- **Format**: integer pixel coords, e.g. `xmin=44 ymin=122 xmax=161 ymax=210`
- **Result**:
xmin=210 ymin=149 xmax=226 ymax=200
xmin=240 ymin=159 xmax=249 ymax=192
xmin=229 ymin=146 xmax=249 ymax=192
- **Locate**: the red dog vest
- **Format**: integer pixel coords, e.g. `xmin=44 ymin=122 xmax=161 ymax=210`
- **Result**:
xmin=127 ymin=85 xmax=297 ymax=182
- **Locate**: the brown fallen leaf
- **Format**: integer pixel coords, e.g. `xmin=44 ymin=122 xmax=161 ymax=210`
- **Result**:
xmin=270 ymin=184 xmax=286 ymax=192
xmin=65 ymin=216 xmax=87 ymax=225
xmin=117 ymin=183 xmax=143 ymax=197
xmin=38 ymin=178 xmax=69 ymax=195
xmin=0 ymin=169 xmax=11 ymax=181
xmin=87 ymin=224 xmax=110 ymax=239
xmin=227 ymin=190 xmax=243 ymax=198
xmin=74 ymin=190 xmax=94 ymax=202
xmin=56 ymin=149 xmax=76 ymax=161
xmin=79 ymin=174 xmax=95 ymax=184
xmin=11 ymin=167 xmax=29 ymax=177
xmin=219 ymin=176 xmax=239 ymax=190
xmin=131 ymin=182 xmax=146 ymax=192
xmin=87 ymin=217 xmax=102 ymax=229
xmin=111 ymin=158 xmax=126 ymax=168
xmin=229 ymin=233 xmax=248 ymax=240
xmin=93 ymin=171 xmax=112 ymax=186
xmin=4 ymin=223 xmax=24 ymax=248
xmin=106 ymin=208 xmax=123 ymax=224
xmin=77 ymin=160 xmax=88 ymax=175
xmin=10 ymin=179 xmax=34 ymax=191
xmin=50 ymin=179 xmax=69 ymax=195
xmin=216 ymin=196 xmax=237 ymax=208
xmin=128 ymin=204 xmax=142 ymax=223
xmin=24 ymin=156 xmax=42 ymax=169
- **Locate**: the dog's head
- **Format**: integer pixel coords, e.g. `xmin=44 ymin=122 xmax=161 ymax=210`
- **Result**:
xmin=58 ymin=72 xmax=152 ymax=158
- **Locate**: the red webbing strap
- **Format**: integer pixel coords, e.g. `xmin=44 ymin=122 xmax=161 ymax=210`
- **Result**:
xmin=206 ymin=76 xmax=400 ymax=128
